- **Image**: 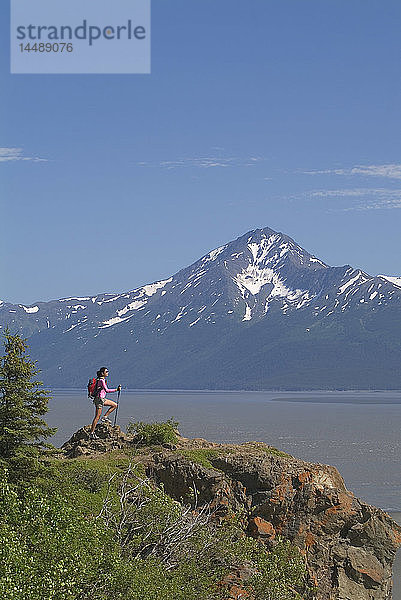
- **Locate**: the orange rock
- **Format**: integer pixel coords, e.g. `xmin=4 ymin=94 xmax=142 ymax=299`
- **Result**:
xmin=358 ymin=567 xmax=383 ymax=584
xmin=305 ymin=530 xmax=315 ymax=548
xmin=218 ymin=570 xmax=255 ymax=600
xmin=297 ymin=470 xmax=312 ymax=485
xmin=392 ymin=526 xmax=401 ymax=546
xmin=325 ymin=491 xmax=356 ymax=516
xmin=225 ymin=583 xmax=251 ymax=599
xmin=248 ymin=517 xmax=276 ymax=539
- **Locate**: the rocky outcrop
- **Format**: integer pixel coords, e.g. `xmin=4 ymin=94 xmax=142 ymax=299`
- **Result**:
xmin=146 ymin=443 xmax=401 ymax=600
xmin=61 ymin=422 xmax=130 ymax=457
xmin=61 ymin=429 xmax=401 ymax=600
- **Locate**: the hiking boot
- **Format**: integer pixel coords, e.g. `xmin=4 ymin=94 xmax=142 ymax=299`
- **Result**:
xmin=89 ymin=432 xmax=99 ymax=440
xmin=101 ymin=417 xmax=112 ymax=425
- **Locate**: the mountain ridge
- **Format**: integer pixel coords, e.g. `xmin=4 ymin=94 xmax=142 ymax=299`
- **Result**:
xmin=1 ymin=226 xmax=401 ymax=389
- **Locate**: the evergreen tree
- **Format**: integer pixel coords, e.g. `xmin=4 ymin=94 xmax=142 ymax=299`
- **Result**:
xmin=0 ymin=329 xmax=56 ymax=479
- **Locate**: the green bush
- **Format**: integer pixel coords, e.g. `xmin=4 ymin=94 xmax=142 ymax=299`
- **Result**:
xmin=0 ymin=473 xmax=123 ymax=600
xmin=0 ymin=470 xmax=225 ymax=600
xmin=127 ymin=419 xmax=179 ymax=446
xmin=247 ymin=538 xmax=308 ymax=600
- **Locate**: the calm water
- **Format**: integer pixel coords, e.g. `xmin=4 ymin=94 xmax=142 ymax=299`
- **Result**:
xmin=48 ymin=389 xmax=401 ymax=598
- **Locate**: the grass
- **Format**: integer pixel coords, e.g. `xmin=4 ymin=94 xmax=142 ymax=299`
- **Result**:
xmin=237 ymin=441 xmax=291 ymax=458
xmin=178 ymin=448 xmax=230 ymax=470
xmin=178 ymin=443 xmax=290 ymax=470
xmin=255 ymin=445 xmax=290 ymax=458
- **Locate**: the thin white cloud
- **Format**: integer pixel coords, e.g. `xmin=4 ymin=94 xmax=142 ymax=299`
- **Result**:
xmin=303 ymin=163 xmax=401 ymax=180
xmin=137 ymin=155 xmax=264 ymax=169
xmin=349 ymin=164 xmax=401 ymax=179
xmin=0 ymin=147 xmax=47 ymax=163
xmin=306 ymin=188 xmax=401 ymax=210
xmin=160 ymin=157 xmax=234 ymax=169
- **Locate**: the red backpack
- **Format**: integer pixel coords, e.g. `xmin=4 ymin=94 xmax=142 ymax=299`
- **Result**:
xmin=88 ymin=378 xmax=98 ymax=399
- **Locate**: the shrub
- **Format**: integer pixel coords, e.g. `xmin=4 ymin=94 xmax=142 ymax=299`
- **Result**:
xmin=127 ymin=419 xmax=179 ymax=445
xmin=0 ymin=472 xmax=124 ymax=600
xmin=0 ymin=471 xmax=225 ymax=600
xmin=247 ymin=538 xmax=308 ymax=600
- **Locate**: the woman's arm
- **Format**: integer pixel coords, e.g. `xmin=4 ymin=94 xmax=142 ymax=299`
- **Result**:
xmin=103 ymin=380 xmax=117 ymax=393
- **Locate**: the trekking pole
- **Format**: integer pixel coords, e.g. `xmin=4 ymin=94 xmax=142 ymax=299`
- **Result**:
xmin=113 ymin=388 xmax=121 ymax=427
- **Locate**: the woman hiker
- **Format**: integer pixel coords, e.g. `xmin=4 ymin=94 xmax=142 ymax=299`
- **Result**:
xmin=89 ymin=367 xmax=121 ymax=440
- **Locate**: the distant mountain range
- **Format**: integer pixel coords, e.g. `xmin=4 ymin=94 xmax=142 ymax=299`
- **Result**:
xmin=2 ymin=226 xmax=401 ymax=389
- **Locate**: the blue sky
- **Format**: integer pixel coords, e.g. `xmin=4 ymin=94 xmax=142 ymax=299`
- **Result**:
xmin=2 ymin=0 xmax=401 ymax=304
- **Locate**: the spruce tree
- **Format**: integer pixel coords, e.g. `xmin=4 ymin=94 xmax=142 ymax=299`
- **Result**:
xmin=0 ymin=329 xmax=56 ymax=479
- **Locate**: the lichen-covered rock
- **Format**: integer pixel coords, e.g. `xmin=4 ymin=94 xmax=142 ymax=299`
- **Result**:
xmin=218 ymin=565 xmax=257 ymax=599
xmin=248 ymin=516 xmax=276 ymax=541
xmin=145 ymin=442 xmax=401 ymax=600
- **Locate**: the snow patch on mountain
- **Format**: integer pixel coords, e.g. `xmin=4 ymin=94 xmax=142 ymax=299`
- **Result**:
xmin=379 ymin=275 xmax=401 ymax=288
xmin=339 ymin=273 xmax=362 ymax=294
xmin=117 ymin=300 xmax=147 ymax=316
xmin=295 ymin=292 xmax=313 ymax=309
xmin=233 ymin=237 xmax=306 ymax=306
xmin=338 ymin=271 xmax=370 ymax=294
xmin=96 ymin=294 xmax=131 ymax=305
xmin=97 ymin=278 xmax=174 ymax=329
xmin=234 ymin=264 xmax=304 ymax=301
xmin=248 ymin=236 xmax=281 ymax=263
xmin=310 ymin=257 xmax=326 ymax=265
xmin=235 ymin=264 xmax=273 ymax=295
xmin=172 ymin=306 xmax=188 ymax=323
xmin=142 ymin=277 xmax=172 ymax=297
xmin=202 ymin=245 xmax=227 ymax=263
xmin=188 ymin=269 xmax=206 ymax=281
xmin=100 ymin=315 xmax=133 ymax=328
xmin=20 ymin=305 xmax=39 ymax=314
xmin=100 ymin=295 xmax=124 ymax=303
xmin=243 ymin=305 xmax=252 ymax=321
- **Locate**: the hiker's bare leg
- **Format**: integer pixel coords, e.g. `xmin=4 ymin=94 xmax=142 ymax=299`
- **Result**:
xmin=103 ymin=399 xmax=117 ymax=418
xmin=90 ymin=405 xmax=103 ymax=433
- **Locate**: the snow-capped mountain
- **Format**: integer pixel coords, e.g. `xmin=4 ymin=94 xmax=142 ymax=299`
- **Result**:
xmin=1 ymin=227 xmax=401 ymax=389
